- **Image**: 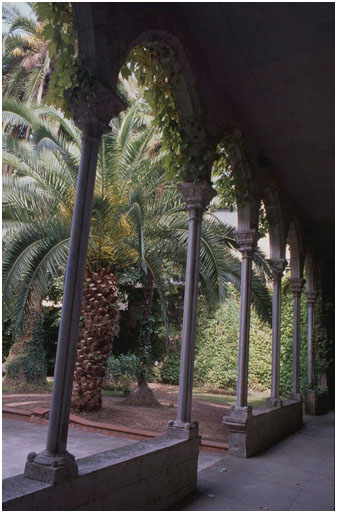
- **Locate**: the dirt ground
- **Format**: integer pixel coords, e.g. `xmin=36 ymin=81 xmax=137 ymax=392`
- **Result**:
xmin=3 ymin=383 xmax=230 ymax=442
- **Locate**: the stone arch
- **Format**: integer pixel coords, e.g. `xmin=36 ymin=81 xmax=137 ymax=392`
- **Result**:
xmin=127 ymin=30 xmax=215 ymax=180
xmin=260 ymin=177 xmax=288 ymax=260
xmin=304 ymin=249 xmax=319 ymax=292
xmin=72 ymin=5 xmax=213 ymax=179
xmin=215 ymin=123 xmax=261 ymax=231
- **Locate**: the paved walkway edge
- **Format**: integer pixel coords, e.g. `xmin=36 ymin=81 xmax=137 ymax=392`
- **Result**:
xmin=2 ymin=407 xmax=228 ymax=453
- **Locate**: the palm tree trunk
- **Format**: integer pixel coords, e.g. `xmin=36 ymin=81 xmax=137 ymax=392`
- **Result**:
xmin=71 ymin=268 xmax=120 ymax=411
xmin=123 ymin=269 xmax=161 ymax=407
xmin=138 ymin=269 xmax=154 ymax=385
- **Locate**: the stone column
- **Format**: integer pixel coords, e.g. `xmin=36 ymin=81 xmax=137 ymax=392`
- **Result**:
xmin=305 ymin=290 xmax=317 ymax=388
xmin=234 ymin=230 xmax=259 ymax=409
xmin=290 ymin=277 xmax=305 ymax=399
xmin=24 ymin=86 xmax=126 ymax=484
xmin=268 ymin=258 xmax=287 ymax=407
xmin=168 ymin=182 xmax=216 ymax=439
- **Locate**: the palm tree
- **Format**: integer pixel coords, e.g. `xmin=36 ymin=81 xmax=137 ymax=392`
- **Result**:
xmin=2 ymin=97 xmax=149 ymax=404
xmin=2 ymin=98 xmax=272 ymax=407
xmin=2 ymin=3 xmax=50 ymax=105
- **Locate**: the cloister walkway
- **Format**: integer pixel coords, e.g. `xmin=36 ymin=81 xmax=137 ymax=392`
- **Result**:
xmin=2 ymin=419 xmax=224 ymax=479
xmin=176 ymin=411 xmax=334 ymax=511
xmin=3 ymin=412 xmax=334 ymax=510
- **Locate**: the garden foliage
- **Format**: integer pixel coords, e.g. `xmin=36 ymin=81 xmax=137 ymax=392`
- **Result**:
xmin=161 ymin=279 xmax=309 ymax=395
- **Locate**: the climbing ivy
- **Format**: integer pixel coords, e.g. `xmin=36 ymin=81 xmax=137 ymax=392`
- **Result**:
xmin=6 ymin=318 xmax=47 ymax=385
xmin=312 ymin=294 xmax=334 ymax=388
xmin=34 ymin=2 xmax=78 ymax=116
xmin=127 ymin=46 xmax=216 ymax=183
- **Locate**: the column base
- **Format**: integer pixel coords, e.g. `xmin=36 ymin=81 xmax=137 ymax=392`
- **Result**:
xmin=267 ymin=397 xmax=283 ymax=408
xmin=167 ymin=420 xmax=199 ymax=439
xmin=305 ymin=388 xmax=330 ymax=415
xmin=24 ymin=449 xmax=78 ymax=485
xmin=222 ymin=405 xmax=252 ymax=431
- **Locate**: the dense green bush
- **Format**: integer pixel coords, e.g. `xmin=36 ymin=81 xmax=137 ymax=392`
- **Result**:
xmin=194 ymin=289 xmax=272 ymax=391
xmin=104 ymin=353 xmax=141 ymax=392
xmin=161 ymin=279 xmax=311 ymax=395
xmin=161 ymin=287 xmax=272 ymax=391
xmin=160 ymin=348 xmax=181 ymax=384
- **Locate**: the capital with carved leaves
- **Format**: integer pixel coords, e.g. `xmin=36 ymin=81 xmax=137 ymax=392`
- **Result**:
xmin=179 ymin=182 xmax=217 ymax=214
xmin=65 ymin=82 xmax=127 ymax=139
xmin=305 ymin=290 xmax=317 ymax=305
xmin=290 ymin=277 xmax=305 ymax=296
xmin=234 ymin=229 xmax=260 ymax=258
xmin=269 ymin=258 xmax=288 ymax=279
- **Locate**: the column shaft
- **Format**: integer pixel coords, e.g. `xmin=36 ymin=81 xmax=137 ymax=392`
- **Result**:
xmin=170 ymin=182 xmax=216 ymax=432
xmin=236 ymin=256 xmax=253 ymax=407
xmin=271 ymin=271 xmax=282 ymax=399
xmin=290 ymin=277 xmax=304 ymax=397
xmin=307 ymin=299 xmax=316 ymax=387
xmin=185 ymin=215 xmax=203 ymax=421
xmin=292 ymin=292 xmax=301 ymax=395
xmin=268 ymin=258 xmax=287 ymax=406
xmin=46 ymin=134 xmax=101 ymax=454
xmin=177 ymin=208 xmax=200 ymax=423
xmin=24 ymin=84 xmax=127 ymax=484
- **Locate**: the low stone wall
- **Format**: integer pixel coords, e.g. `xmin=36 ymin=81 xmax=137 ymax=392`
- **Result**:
xmin=223 ymin=400 xmax=303 ymax=458
xmin=3 ymin=434 xmax=200 ymax=511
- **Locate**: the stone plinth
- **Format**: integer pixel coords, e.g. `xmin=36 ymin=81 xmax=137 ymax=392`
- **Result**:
xmin=305 ymin=389 xmax=330 ymax=416
xmin=223 ymin=400 xmax=303 ymax=458
xmin=3 ymin=435 xmax=200 ymax=511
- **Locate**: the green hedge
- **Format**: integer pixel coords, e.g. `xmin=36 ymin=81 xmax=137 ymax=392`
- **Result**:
xmin=161 ymin=280 xmax=309 ymax=394
xmin=194 ymin=289 xmax=272 ymax=391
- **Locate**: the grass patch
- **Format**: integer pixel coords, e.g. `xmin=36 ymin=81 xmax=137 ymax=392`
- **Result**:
xmin=193 ymin=389 xmax=272 ymax=409
xmin=193 ymin=392 xmax=235 ymax=406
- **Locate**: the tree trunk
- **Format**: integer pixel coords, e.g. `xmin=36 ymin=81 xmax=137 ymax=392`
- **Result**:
xmin=123 ymin=269 xmax=161 ymax=408
xmin=71 ymin=268 xmax=120 ymax=412
xmin=3 ymin=304 xmax=47 ymax=390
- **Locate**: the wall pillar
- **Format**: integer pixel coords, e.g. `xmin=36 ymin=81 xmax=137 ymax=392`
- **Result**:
xmin=290 ymin=277 xmax=305 ymax=399
xmin=168 ymin=182 xmax=216 ymax=439
xmin=267 ymin=259 xmax=287 ymax=407
xmin=24 ymin=86 xmax=126 ymax=484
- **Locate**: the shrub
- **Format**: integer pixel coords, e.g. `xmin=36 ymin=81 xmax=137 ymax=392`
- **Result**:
xmin=160 ymin=279 xmax=311 ymax=396
xmin=161 ymin=287 xmax=272 ymax=391
xmin=104 ymin=353 xmax=141 ymax=393
xmin=194 ymin=289 xmax=272 ymax=391
xmin=160 ymin=348 xmax=181 ymax=384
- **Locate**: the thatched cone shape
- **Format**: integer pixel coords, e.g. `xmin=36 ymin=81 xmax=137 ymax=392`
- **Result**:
xmin=71 ymin=268 xmax=120 ymax=411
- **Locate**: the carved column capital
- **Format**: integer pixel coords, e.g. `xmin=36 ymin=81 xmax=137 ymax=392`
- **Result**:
xmin=268 ymin=258 xmax=288 ymax=278
xmin=179 ymin=182 xmax=217 ymax=214
xmin=290 ymin=277 xmax=305 ymax=296
xmin=65 ymin=83 xmax=127 ymax=139
xmin=234 ymin=229 xmax=260 ymax=258
xmin=305 ymin=290 xmax=317 ymax=305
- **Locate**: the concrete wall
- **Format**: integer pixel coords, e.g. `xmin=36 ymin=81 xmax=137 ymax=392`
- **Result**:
xmin=3 ymin=435 xmax=200 ymax=511
xmin=225 ymin=400 xmax=303 ymax=458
